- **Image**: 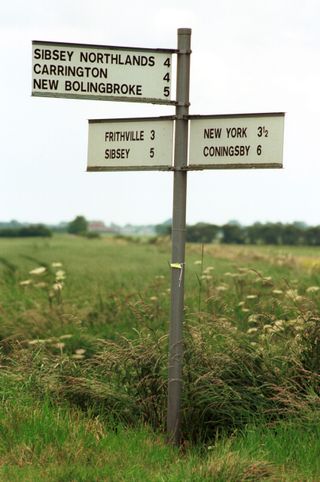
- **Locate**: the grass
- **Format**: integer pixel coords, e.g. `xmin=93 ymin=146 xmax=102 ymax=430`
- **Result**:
xmin=0 ymin=234 xmax=319 ymax=480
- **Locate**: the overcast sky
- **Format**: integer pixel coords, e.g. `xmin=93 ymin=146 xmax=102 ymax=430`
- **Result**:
xmin=1 ymin=0 xmax=320 ymax=226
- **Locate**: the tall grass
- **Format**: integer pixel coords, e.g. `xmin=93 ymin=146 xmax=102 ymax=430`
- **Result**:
xmin=0 ymin=235 xmax=319 ymax=479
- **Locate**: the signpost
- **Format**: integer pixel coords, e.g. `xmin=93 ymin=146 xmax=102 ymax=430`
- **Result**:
xmin=32 ymin=40 xmax=175 ymax=104
xmin=32 ymin=29 xmax=285 ymax=446
xmin=87 ymin=116 xmax=174 ymax=171
xmin=189 ymin=113 xmax=284 ymax=169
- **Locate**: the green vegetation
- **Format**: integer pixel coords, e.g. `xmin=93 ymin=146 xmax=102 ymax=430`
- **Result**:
xmin=0 ymin=235 xmax=319 ymax=480
xmin=156 ymin=219 xmax=320 ymax=245
xmin=0 ymin=224 xmax=52 ymax=238
xmin=67 ymin=215 xmax=89 ymax=235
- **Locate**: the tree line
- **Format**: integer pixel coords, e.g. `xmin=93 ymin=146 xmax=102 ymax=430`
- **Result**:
xmin=156 ymin=221 xmax=320 ymax=246
xmin=1 ymin=218 xmax=320 ymax=246
xmin=0 ymin=224 xmax=52 ymax=238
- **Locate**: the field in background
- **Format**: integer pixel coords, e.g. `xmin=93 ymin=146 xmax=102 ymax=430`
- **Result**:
xmin=0 ymin=235 xmax=319 ymax=481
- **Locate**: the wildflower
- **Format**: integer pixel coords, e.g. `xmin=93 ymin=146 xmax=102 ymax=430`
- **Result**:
xmin=246 ymin=295 xmax=258 ymax=300
xmin=247 ymin=327 xmax=258 ymax=334
xmin=55 ymin=270 xmax=66 ymax=281
xmin=263 ymin=324 xmax=273 ymax=332
xmin=306 ymin=286 xmax=320 ymax=293
xmin=194 ymin=260 xmax=202 ymax=265
xmin=54 ymin=342 xmax=65 ymax=350
xmin=155 ymin=275 xmax=165 ymax=280
xmin=248 ymin=315 xmax=258 ymax=323
xmin=201 ymin=274 xmax=213 ymax=281
xmin=294 ymin=325 xmax=304 ymax=332
xmin=53 ymin=282 xmax=63 ymax=292
xmin=275 ymin=320 xmax=285 ymax=327
xmin=238 ymin=301 xmax=245 ymax=307
xmin=59 ymin=334 xmax=73 ymax=340
xmin=242 ymin=308 xmax=250 ymax=313
xmin=75 ymin=349 xmax=86 ymax=355
xmin=286 ymin=289 xmax=298 ymax=299
xmin=203 ymin=266 xmax=214 ymax=273
xmin=52 ymin=262 xmax=63 ymax=268
xmin=272 ymin=289 xmax=283 ymax=295
xmin=19 ymin=279 xmax=32 ymax=286
xmin=34 ymin=282 xmax=47 ymax=289
xmin=149 ymin=296 xmax=158 ymax=301
xmin=216 ymin=285 xmax=228 ymax=291
xmin=72 ymin=354 xmax=85 ymax=360
xmin=28 ymin=339 xmax=46 ymax=345
xmin=29 ymin=266 xmax=46 ymax=275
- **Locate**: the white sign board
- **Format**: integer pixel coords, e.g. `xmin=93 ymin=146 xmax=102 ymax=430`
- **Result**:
xmin=188 ymin=113 xmax=284 ymax=169
xmin=32 ymin=41 xmax=174 ymax=104
xmin=87 ymin=117 xmax=174 ymax=171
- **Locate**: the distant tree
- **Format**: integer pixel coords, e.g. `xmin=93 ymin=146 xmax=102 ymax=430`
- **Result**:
xmin=155 ymin=220 xmax=172 ymax=236
xmin=186 ymin=223 xmax=219 ymax=243
xmin=0 ymin=224 xmax=52 ymax=238
xmin=246 ymin=222 xmax=264 ymax=244
xmin=305 ymin=226 xmax=320 ymax=246
xmin=222 ymin=223 xmax=245 ymax=244
xmin=282 ymin=224 xmax=304 ymax=245
xmin=68 ymin=216 xmax=88 ymax=235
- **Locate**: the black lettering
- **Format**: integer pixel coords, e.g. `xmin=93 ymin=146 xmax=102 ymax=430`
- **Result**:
xmin=34 ymin=48 xmax=41 ymax=60
xmin=202 ymin=145 xmax=250 ymax=157
xmin=204 ymin=128 xmax=221 ymax=139
xmin=33 ymin=63 xmax=41 ymax=74
xmin=33 ymin=78 xmax=58 ymax=90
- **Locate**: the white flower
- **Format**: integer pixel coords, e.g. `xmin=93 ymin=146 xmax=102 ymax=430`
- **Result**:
xmin=272 ymin=290 xmax=283 ymax=295
xmin=52 ymin=262 xmax=63 ymax=268
xmin=75 ymin=349 xmax=86 ymax=355
xmin=19 ymin=279 xmax=32 ymax=286
xmin=29 ymin=267 xmax=46 ymax=275
xmin=275 ymin=320 xmax=285 ymax=327
xmin=72 ymin=354 xmax=85 ymax=360
xmin=306 ymin=286 xmax=320 ymax=293
xmin=34 ymin=282 xmax=47 ymax=288
xmin=263 ymin=324 xmax=273 ymax=332
xmin=247 ymin=327 xmax=258 ymax=334
xmin=54 ymin=342 xmax=65 ymax=350
xmin=194 ymin=260 xmax=202 ymax=265
xmin=286 ymin=289 xmax=298 ymax=299
xmin=55 ymin=270 xmax=65 ymax=281
xmin=246 ymin=295 xmax=258 ymax=300
xmin=203 ymin=266 xmax=214 ymax=273
xmin=53 ymin=282 xmax=63 ymax=292
xmin=216 ymin=285 xmax=228 ymax=291
xmin=28 ymin=339 xmax=46 ymax=345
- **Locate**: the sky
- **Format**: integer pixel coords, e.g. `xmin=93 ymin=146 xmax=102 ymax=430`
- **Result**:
xmin=1 ymin=0 xmax=320 ymax=226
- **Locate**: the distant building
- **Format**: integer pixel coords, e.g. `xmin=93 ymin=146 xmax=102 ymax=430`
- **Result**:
xmin=88 ymin=221 xmax=117 ymax=234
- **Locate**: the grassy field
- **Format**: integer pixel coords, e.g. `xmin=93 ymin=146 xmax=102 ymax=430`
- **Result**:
xmin=0 ymin=235 xmax=319 ymax=481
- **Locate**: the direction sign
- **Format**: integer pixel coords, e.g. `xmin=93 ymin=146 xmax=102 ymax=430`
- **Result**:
xmin=32 ymin=41 xmax=175 ymax=104
xmin=87 ymin=116 xmax=174 ymax=171
xmin=188 ymin=113 xmax=284 ymax=169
